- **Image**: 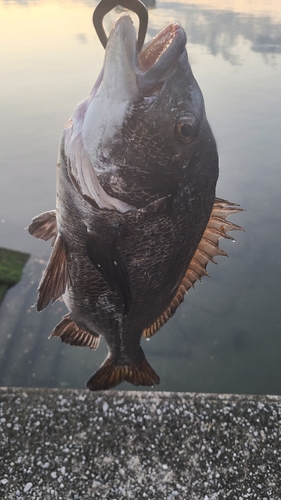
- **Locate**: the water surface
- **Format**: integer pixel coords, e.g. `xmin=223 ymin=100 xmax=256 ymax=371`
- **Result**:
xmin=0 ymin=0 xmax=280 ymax=394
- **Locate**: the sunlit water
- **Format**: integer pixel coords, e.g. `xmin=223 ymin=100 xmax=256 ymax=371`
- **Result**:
xmin=0 ymin=0 xmax=280 ymax=394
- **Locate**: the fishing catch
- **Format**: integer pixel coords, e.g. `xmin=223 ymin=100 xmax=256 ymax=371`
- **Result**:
xmin=29 ymin=9 xmax=242 ymax=390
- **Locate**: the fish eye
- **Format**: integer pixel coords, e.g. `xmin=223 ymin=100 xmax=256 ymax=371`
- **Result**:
xmin=176 ymin=114 xmax=198 ymax=144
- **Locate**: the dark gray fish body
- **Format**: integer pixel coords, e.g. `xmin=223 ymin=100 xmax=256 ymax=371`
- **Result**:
xmin=29 ymin=15 xmax=242 ymax=390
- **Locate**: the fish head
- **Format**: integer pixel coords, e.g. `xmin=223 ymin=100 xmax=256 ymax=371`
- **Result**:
xmin=70 ymin=14 xmax=218 ymax=207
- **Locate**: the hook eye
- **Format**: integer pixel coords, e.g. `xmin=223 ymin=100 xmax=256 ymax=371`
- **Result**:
xmin=93 ymin=0 xmax=148 ymax=53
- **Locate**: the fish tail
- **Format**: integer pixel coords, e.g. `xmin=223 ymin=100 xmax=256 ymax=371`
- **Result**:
xmin=86 ymin=349 xmax=159 ymax=391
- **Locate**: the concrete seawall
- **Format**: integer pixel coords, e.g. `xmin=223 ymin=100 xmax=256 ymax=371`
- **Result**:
xmin=0 ymin=388 xmax=280 ymax=499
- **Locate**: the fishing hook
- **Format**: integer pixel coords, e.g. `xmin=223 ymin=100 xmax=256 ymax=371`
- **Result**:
xmin=93 ymin=0 xmax=148 ymax=53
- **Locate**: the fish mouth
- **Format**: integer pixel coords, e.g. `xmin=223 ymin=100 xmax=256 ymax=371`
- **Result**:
xmin=104 ymin=14 xmax=187 ymax=97
xmin=137 ymin=22 xmax=187 ymax=95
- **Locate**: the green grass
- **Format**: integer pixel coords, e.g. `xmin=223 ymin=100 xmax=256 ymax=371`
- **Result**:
xmin=0 ymin=247 xmax=30 ymax=303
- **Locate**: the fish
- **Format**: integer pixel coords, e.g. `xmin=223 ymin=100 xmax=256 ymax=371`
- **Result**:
xmin=29 ymin=14 xmax=243 ymax=391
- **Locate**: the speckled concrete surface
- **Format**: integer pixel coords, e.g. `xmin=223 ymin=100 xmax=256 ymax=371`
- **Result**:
xmin=0 ymin=389 xmax=280 ymax=499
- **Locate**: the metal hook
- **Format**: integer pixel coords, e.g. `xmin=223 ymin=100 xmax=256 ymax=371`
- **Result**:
xmin=93 ymin=0 xmax=148 ymax=53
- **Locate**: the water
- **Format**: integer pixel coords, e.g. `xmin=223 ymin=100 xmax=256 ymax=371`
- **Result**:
xmin=0 ymin=0 xmax=280 ymax=394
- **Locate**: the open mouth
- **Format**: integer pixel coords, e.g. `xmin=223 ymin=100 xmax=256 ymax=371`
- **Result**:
xmin=139 ymin=23 xmax=185 ymax=71
xmin=105 ymin=15 xmax=187 ymax=96
xmin=137 ymin=22 xmax=187 ymax=94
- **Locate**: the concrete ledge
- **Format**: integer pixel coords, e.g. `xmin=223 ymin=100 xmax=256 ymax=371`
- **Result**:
xmin=0 ymin=388 xmax=280 ymax=499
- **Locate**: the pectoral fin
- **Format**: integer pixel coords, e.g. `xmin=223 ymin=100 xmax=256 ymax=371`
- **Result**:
xmin=37 ymin=233 xmax=70 ymax=311
xmin=86 ymin=218 xmax=132 ymax=316
xmin=28 ymin=210 xmax=57 ymax=242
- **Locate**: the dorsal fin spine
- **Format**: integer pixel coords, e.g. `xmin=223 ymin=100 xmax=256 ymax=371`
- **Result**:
xmin=142 ymin=198 xmax=244 ymax=339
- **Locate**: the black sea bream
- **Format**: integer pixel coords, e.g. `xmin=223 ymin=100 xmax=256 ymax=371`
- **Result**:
xmin=29 ymin=15 xmax=242 ymax=390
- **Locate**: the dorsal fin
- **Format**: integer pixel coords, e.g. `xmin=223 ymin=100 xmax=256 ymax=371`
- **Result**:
xmin=50 ymin=314 xmax=100 ymax=350
xmin=142 ymin=198 xmax=244 ymax=338
xmin=37 ymin=233 xmax=71 ymax=311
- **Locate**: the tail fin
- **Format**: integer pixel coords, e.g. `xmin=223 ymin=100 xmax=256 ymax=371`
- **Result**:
xmin=86 ymin=352 xmax=159 ymax=391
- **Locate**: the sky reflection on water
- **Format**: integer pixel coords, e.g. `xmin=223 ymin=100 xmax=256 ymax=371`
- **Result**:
xmin=0 ymin=0 xmax=280 ymax=394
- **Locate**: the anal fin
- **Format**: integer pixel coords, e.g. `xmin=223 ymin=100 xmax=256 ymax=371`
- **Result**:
xmin=50 ymin=314 xmax=100 ymax=350
xmin=37 ymin=233 xmax=70 ymax=311
xmin=28 ymin=210 xmax=57 ymax=242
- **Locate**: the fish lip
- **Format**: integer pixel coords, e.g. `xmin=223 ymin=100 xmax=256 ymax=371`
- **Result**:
xmin=101 ymin=14 xmax=139 ymax=98
xmin=105 ymin=15 xmax=187 ymax=97
xmin=137 ymin=23 xmax=187 ymax=95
